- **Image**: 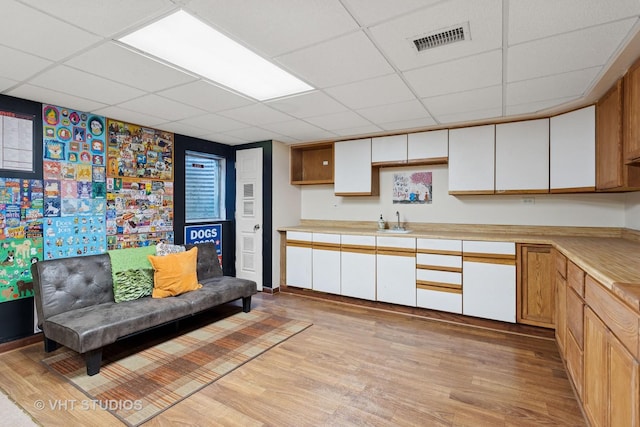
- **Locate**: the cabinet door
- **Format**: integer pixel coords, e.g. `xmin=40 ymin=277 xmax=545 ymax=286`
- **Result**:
xmin=334 ymin=138 xmax=378 ymax=195
xmin=624 ymin=58 xmax=640 ymax=162
xmin=448 ymin=124 xmax=495 ymax=195
xmin=286 ymin=232 xmax=312 ymax=289
xmin=584 ymin=307 xmax=608 ymax=427
xmin=517 ymin=244 xmax=554 ymax=328
xmin=341 ymin=235 xmax=376 ymax=301
xmin=407 ymin=129 xmax=448 ymax=164
xmin=596 ymin=80 xmax=624 ymax=190
xmin=495 ymin=119 xmax=549 ymax=193
xmin=371 ymin=134 xmax=407 ymax=165
xmin=556 ymin=271 xmax=567 ymax=355
xmin=377 ymin=253 xmax=416 ymax=306
xmin=312 ymin=233 xmax=340 ymax=294
xmin=609 ymin=329 xmax=640 ymax=427
xmin=550 ymin=105 xmax=596 ymax=192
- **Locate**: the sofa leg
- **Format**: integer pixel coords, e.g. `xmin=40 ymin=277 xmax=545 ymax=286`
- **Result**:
xmin=242 ymin=296 xmax=251 ymax=313
xmin=85 ymin=349 xmax=102 ymax=376
xmin=44 ymin=337 xmax=59 ymax=353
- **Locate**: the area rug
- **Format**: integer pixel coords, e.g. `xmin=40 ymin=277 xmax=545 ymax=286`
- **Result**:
xmin=41 ymin=310 xmax=311 ymax=426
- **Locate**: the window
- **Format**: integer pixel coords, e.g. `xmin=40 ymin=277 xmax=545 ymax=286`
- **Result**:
xmin=185 ymin=151 xmax=225 ymax=222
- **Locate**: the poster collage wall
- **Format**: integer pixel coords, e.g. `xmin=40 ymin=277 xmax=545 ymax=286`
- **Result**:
xmin=0 ymin=105 xmax=175 ymax=304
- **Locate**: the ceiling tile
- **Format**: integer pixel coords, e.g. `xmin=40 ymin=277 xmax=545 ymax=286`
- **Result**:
xmin=0 ymin=77 xmax=18 ymax=92
xmin=325 ymin=74 xmax=417 ymax=110
xmin=356 ymin=99 xmax=431 ymax=124
xmin=64 ymin=42 xmax=196 ymax=92
xmin=0 ymin=1 xmax=101 ymax=61
xmin=157 ymin=81 xmax=254 ymax=113
xmin=435 ymin=108 xmax=503 ymax=125
xmin=260 ymin=120 xmax=337 ymax=141
xmin=404 ymin=49 xmax=503 ymax=98
xmin=506 ymin=96 xmax=579 ymax=116
xmin=7 ymin=84 xmax=107 ymax=113
xmin=267 ymin=91 xmax=348 ymax=118
xmin=379 ymin=116 xmax=437 ymax=132
xmin=423 ymin=85 xmax=502 ymax=117
xmin=223 ymin=127 xmax=286 ymax=142
xmin=91 ymin=106 xmax=166 ymax=127
xmin=342 ymin=0 xmax=442 ymax=26
xmin=304 ymin=111 xmax=372 ymax=131
xmin=218 ymin=104 xmax=293 ymax=126
xmin=186 ymin=0 xmax=358 ymax=57
xmin=117 ymin=94 xmax=208 ymax=122
xmin=508 ymin=0 xmax=640 ymax=45
xmin=275 ymin=31 xmax=394 ymax=88
xmin=176 ymin=114 xmax=249 ymax=133
xmin=508 ymin=19 xmax=637 ymax=82
xmin=332 ymin=124 xmax=383 ymax=137
xmin=199 ymin=132 xmax=250 ymax=146
xmin=20 ymin=0 xmax=176 ymax=37
xmin=369 ymin=0 xmax=503 ymax=71
xmin=507 ymin=67 xmax=602 ymax=106
xmin=157 ymin=122 xmax=210 ymax=138
xmin=0 ymin=45 xmax=52 ymax=81
xmin=28 ymin=66 xmax=145 ymax=105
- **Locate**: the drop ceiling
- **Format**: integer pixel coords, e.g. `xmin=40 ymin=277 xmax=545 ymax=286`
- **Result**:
xmin=1 ymin=0 xmax=639 ymax=146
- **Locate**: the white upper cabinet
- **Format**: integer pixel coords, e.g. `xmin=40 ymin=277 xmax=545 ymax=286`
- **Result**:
xmin=550 ymin=105 xmax=596 ymax=192
xmin=448 ymin=124 xmax=495 ymax=194
xmin=407 ymin=129 xmax=448 ymax=164
xmin=495 ymin=118 xmax=550 ymax=193
xmin=371 ymin=134 xmax=407 ymax=165
xmin=334 ymin=138 xmax=378 ymax=196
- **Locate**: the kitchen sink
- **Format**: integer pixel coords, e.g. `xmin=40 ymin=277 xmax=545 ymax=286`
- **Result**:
xmin=377 ymin=229 xmax=412 ymax=234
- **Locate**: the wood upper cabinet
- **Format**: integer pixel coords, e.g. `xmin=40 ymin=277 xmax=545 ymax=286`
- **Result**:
xmin=407 ymin=130 xmax=448 ymax=164
xmin=495 ymin=119 xmax=550 ymax=194
xmin=334 ymin=138 xmax=379 ymax=196
xmin=371 ymin=134 xmax=407 ymax=166
xmin=596 ymin=79 xmax=640 ymax=191
xmin=516 ymin=244 xmax=554 ymax=328
xmin=624 ymin=57 xmax=640 ymax=163
xmin=290 ymin=142 xmax=334 ymax=185
xmin=448 ymin=125 xmax=495 ymax=195
xmin=550 ymin=106 xmax=596 ymax=192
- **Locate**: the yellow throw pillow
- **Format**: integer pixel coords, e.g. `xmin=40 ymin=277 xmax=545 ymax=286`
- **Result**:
xmin=148 ymin=247 xmax=202 ymax=298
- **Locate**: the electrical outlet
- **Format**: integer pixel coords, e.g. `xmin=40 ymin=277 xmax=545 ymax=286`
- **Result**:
xmin=522 ymin=197 xmax=535 ymax=205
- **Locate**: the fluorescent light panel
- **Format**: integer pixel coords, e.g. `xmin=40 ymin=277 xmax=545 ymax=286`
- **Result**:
xmin=119 ymin=10 xmax=313 ymax=101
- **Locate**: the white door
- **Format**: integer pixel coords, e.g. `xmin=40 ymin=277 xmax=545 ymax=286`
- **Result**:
xmin=235 ymin=148 xmax=263 ymax=291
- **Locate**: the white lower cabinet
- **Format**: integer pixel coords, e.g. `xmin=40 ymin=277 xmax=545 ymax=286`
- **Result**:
xmin=416 ymin=238 xmax=462 ymax=314
xmin=312 ymin=233 xmax=341 ymax=294
xmin=376 ymin=236 xmax=416 ymax=306
xmin=285 ymin=231 xmax=312 ymax=289
xmin=341 ymin=235 xmax=376 ymax=300
xmin=462 ymin=240 xmax=516 ymax=323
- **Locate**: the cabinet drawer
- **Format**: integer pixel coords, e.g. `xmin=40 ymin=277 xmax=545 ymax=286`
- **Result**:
xmin=287 ymin=231 xmax=312 ymax=243
xmin=554 ymin=249 xmax=567 ymax=278
xmin=566 ymin=287 xmax=585 ymax=350
xmin=567 ymin=261 xmax=585 ymax=297
xmin=463 ymin=240 xmax=515 ymax=256
xmin=566 ymin=328 xmax=584 ymax=400
xmin=416 ymin=269 xmax=461 ymax=287
xmin=377 ymin=236 xmax=416 ymax=251
xmin=417 ymin=287 xmax=462 ymax=314
xmin=585 ymin=276 xmax=639 ymax=359
xmin=417 ymin=238 xmax=461 ymax=254
xmin=416 ymin=253 xmax=462 ymax=270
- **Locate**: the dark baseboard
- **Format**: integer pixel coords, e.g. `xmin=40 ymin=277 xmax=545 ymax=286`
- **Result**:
xmin=261 ymin=287 xmax=280 ymax=294
xmin=0 ymin=333 xmax=42 ymax=354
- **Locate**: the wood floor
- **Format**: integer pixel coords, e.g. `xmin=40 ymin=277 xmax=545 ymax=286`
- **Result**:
xmin=0 ymin=292 xmax=585 ymax=426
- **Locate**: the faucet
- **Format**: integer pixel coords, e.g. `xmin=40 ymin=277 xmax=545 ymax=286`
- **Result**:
xmin=394 ymin=211 xmax=402 ymax=230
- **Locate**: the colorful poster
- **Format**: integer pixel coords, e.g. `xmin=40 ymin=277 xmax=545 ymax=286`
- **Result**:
xmin=0 ymin=178 xmax=44 ymax=303
xmin=42 ymin=105 xmax=107 ymax=258
xmin=107 ymin=120 xmax=174 ymax=181
xmin=392 ymin=172 xmax=433 ymax=204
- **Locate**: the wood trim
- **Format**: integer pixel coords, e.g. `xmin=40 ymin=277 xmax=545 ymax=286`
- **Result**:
xmin=406 ymin=157 xmax=448 ymax=166
xmin=416 ymin=264 xmax=462 ymax=273
xmin=416 ymin=248 xmax=461 ymax=256
xmin=334 ymin=192 xmax=374 ymax=196
xmin=550 ymin=186 xmax=597 ymax=193
xmin=494 ymin=189 xmax=550 ymax=195
xmin=312 ymin=242 xmax=341 ymax=251
xmin=463 ymin=256 xmax=516 ymax=266
xmin=0 ymin=333 xmax=42 ymax=354
xmin=417 ymin=282 xmax=462 ymax=292
xmin=448 ymin=190 xmax=496 ymax=195
xmin=286 ymin=240 xmax=313 ymax=248
xmin=291 ymin=179 xmax=334 ymax=185
xmin=340 ymin=244 xmax=375 ymax=254
xmin=371 ymin=160 xmax=408 ymax=167
xmin=376 ymin=249 xmax=415 ymax=257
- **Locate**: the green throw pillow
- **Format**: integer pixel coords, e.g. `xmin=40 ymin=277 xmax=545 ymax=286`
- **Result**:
xmin=108 ymin=246 xmax=157 ymax=303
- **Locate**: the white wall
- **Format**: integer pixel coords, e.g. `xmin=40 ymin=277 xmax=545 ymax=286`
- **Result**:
xmin=301 ymin=165 xmax=627 ymax=227
xmin=271 ymin=141 xmax=301 ymax=288
xmin=625 ymin=192 xmax=640 ymax=230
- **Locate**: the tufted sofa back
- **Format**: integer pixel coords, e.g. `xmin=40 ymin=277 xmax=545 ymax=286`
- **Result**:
xmin=31 ymin=254 xmax=115 ymax=328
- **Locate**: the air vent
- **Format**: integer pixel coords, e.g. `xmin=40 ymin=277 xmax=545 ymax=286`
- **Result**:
xmin=411 ymin=22 xmax=470 ymax=53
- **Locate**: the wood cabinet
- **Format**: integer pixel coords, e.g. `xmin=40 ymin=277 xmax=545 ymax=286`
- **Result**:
xmin=550 ymin=106 xmax=596 ymax=192
xmin=340 ymin=235 xmax=376 ymax=301
xmin=596 ymin=79 xmax=640 ymax=191
xmin=416 ymin=238 xmax=462 ymax=314
xmin=371 ymin=134 xmax=407 ymax=166
xmin=516 ymin=244 xmax=554 ymax=328
xmin=624 ymin=57 xmax=640 ymax=163
xmin=334 ymin=138 xmax=379 ymax=196
xmin=376 ymin=236 xmax=416 ymax=306
xmin=462 ymin=240 xmax=516 ymax=322
xmin=290 ymin=142 xmax=334 ymax=185
xmin=407 ymin=130 xmax=448 ymax=164
xmin=495 ymin=119 xmax=550 ymax=194
xmin=285 ymin=231 xmax=313 ymax=289
xmin=311 ymin=233 xmax=341 ymax=295
xmin=554 ymin=249 xmax=568 ymax=355
xmin=448 ymin=124 xmax=495 ymax=195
